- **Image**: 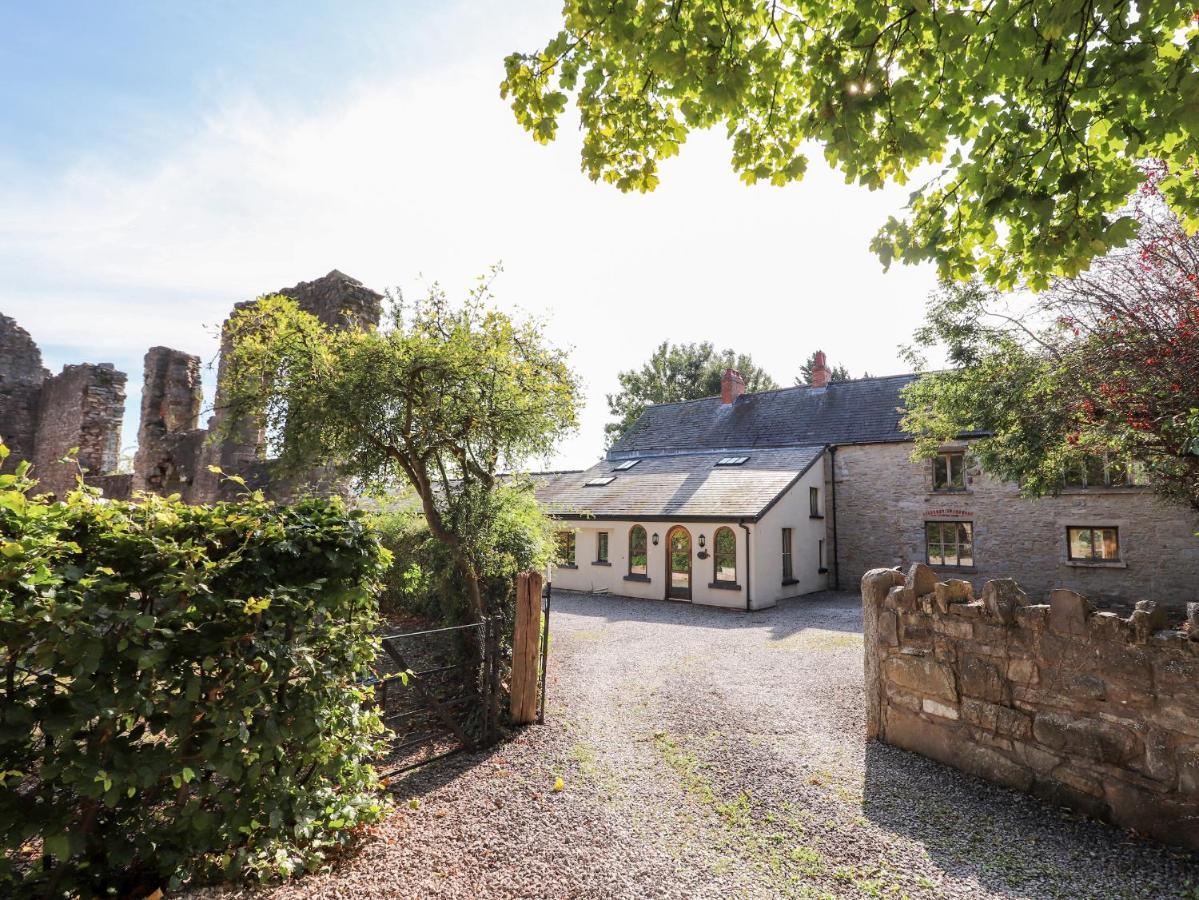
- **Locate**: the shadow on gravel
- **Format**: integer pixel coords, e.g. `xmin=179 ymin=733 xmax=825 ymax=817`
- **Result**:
xmin=862 ymin=740 xmax=1199 ymax=896
xmin=383 ymin=728 xmax=528 ymax=804
xmin=552 ymin=589 xmax=864 ymax=644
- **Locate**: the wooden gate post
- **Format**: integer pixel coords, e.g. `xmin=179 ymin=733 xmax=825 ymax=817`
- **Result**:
xmin=511 ymin=571 xmax=542 ymax=725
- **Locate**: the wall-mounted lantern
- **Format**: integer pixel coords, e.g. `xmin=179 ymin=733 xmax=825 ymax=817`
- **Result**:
xmin=651 ymin=533 xmax=659 ymax=546
xmin=698 ymin=534 xmax=707 ymax=549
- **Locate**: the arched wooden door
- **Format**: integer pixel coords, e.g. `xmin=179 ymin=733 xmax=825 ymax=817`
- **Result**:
xmin=665 ymin=526 xmax=692 ymax=601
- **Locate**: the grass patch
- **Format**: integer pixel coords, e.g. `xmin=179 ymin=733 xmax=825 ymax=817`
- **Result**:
xmin=767 ymin=630 xmax=863 ymax=652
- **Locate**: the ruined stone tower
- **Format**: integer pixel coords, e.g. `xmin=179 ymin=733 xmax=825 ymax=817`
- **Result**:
xmin=0 ymin=314 xmax=50 ymax=466
xmin=0 ymin=269 xmax=381 ymax=503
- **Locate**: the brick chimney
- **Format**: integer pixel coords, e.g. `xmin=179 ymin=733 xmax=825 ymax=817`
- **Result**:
xmin=721 ymin=367 xmax=747 ymax=404
xmin=810 ymin=351 xmax=830 ymax=388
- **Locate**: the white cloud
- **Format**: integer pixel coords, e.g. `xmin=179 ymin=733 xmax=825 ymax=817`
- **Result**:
xmin=0 ymin=6 xmax=941 ymax=468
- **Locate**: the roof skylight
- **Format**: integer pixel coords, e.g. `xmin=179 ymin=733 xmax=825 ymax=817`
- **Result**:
xmin=585 ymin=476 xmax=617 ymax=486
xmin=715 ymin=456 xmax=750 ymax=467
xmin=613 ymin=459 xmax=640 ymax=471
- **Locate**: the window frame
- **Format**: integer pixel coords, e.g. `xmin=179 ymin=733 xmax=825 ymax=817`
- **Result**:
xmin=715 ymin=456 xmax=750 ymax=466
xmin=711 ymin=526 xmax=737 ymax=585
xmin=556 ymin=530 xmax=577 ymax=568
xmin=627 ymin=524 xmax=649 ymax=578
xmin=1066 ymin=526 xmax=1120 ymax=562
xmin=931 ymin=450 xmax=966 ymax=492
xmin=809 ymin=486 xmax=822 ymax=518
xmin=1064 ymin=455 xmax=1147 ymax=489
xmin=595 ymin=530 xmax=610 ymax=564
xmin=924 ymin=520 xmax=975 ymax=568
xmin=781 ymin=527 xmax=795 ymax=583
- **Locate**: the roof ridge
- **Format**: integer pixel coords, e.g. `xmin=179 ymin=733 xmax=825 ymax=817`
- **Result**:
xmin=629 ymin=371 xmax=920 ymax=414
xmin=607 ymin=444 xmax=827 ymax=460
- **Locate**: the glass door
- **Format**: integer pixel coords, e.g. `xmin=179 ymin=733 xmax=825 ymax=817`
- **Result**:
xmin=666 ymin=526 xmax=692 ymax=601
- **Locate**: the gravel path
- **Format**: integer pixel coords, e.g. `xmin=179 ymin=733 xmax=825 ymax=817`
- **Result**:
xmin=204 ymin=591 xmax=1199 ymax=899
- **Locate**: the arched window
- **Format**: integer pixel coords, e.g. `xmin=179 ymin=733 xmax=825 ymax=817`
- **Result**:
xmin=713 ymin=527 xmax=737 ymax=583
xmin=629 ymin=525 xmax=648 ymax=576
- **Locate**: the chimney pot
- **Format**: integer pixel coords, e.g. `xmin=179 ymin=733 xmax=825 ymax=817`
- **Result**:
xmin=811 ymin=351 xmax=830 ymax=388
xmin=721 ymin=367 xmax=747 ymax=404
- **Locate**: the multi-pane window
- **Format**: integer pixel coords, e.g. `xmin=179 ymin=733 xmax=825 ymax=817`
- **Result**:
xmin=781 ymin=528 xmax=794 ymax=581
xmin=596 ymin=531 xmax=609 ymax=564
xmin=1067 ymin=527 xmax=1120 ymax=561
xmin=713 ymin=527 xmax=737 ymax=583
xmin=809 ymin=486 xmax=821 ymax=517
xmin=932 ymin=451 xmax=966 ymax=491
xmin=628 ymin=525 xmax=648 ymax=576
xmin=556 ymin=530 xmax=576 ymax=566
xmin=925 ymin=521 xmax=974 ymax=567
xmin=1064 ymin=455 xmax=1147 ymax=489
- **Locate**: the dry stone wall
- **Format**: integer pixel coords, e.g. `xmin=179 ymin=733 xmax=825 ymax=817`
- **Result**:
xmin=863 ymin=564 xmax=1199 ymax=851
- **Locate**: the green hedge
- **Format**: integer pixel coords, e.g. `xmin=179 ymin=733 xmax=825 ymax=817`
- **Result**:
xmin=0 ymin=451 xmax=390 ymax=897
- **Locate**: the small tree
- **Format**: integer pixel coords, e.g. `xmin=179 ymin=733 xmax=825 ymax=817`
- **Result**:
xmin=606 ymin=341 xmax=777 ymax=443
xmin=902 ymin=184 xmax=1199 ymax=511
xmin=218 ymin=275 xmax=581 ymax=619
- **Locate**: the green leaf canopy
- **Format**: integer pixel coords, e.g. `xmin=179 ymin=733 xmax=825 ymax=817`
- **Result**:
xmin=503 ymin=1 xmax=1199 ymax=288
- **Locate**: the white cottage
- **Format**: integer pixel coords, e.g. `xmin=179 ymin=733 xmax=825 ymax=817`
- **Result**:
xmin=536 ymin=445 xmax=828 ymax=610
xmin=536 ymin=368 xmax=835 ymax=610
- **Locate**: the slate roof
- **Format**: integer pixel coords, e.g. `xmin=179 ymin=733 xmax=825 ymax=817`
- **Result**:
xmin=608 ymin=374 xmax=920 ymax=457
xmin=534 ymin=447 xmax=825 ymax=520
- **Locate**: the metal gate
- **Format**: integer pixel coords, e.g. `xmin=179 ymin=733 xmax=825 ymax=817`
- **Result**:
xmin=371 ymin=614 xmax=501 ymax=778
xmin=370 ymin=580 xmax=552 ymax=778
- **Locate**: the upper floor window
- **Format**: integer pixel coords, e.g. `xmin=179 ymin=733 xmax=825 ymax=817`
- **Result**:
xmin=809 ymin=486 xmax=821 ymax=517
xmin=713 ymin=527 xmax=737 ymax=583
xmin=1067 ymin=526 xmax=1120 ymax=562
xmin=716 ymin=456 xmax=750 ymax=466
xmin=556 ymin=530 xmax=576 ymax=567
xmin=629 ymin=525 xmax=648 ymax=576
xmin=932 ymin=451 xmax=966 ymax=491
xmin=1064 ymin=455 xmax=1147 ymax=489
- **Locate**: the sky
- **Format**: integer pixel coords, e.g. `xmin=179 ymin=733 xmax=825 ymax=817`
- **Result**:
xmin=0 ymin=1 xmax=941 ymax=471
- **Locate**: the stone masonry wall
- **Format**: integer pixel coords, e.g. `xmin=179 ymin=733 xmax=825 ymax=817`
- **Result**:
xmin=192 ymin=269 xmax=382 ymax=503
xmin=0 ymin=314 xmax=50 ymax=465
xmin=835 ymin=441 xmax=1199 ymax=608
xmin=32 ymin=364 xmax=126 ymax=498
xmin=863 ymin=565 xmax=1199 ymax=851
xmin=132 ymin=347 xmax=204 ymax=496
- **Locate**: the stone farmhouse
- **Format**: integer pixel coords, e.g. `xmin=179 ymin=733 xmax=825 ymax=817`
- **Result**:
xmin=0 ymin=270 xmax=380 ymax=502
xmin=538 ymin=357 xmax=1199 ymax=610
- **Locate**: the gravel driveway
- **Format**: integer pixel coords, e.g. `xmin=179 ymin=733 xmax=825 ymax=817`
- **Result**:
xmin=209 ymin=590 xmax=1199 ymax=899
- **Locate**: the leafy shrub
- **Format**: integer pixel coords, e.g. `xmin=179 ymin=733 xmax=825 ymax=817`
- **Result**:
xmin=0 ymin=448 xmax=389 ymax=896
xmin=371 ymin=480 xmax=553 ymax=628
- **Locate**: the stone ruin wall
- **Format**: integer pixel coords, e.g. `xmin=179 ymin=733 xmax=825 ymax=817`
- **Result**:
xmin=0 ymin=270 xmax=381 ymax=503
xmin=863 ymin=564 xmax=1199 ymax=852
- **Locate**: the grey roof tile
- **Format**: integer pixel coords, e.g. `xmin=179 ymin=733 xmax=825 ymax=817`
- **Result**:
xmin=535 ymin=447 xmax=824 ymax=520
xmin=608 ymin=374 xmax=919 ymax=456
